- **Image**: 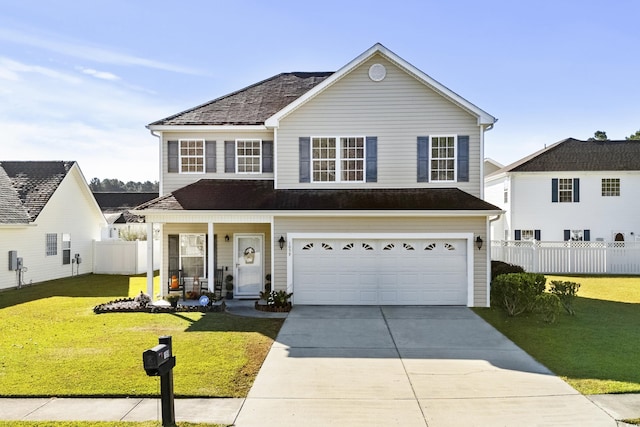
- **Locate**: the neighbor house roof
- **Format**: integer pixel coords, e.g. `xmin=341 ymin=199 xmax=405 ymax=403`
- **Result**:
xmin=0 ymin=161 xmax=75 ymax=224
xmin=494 ymin=138 xmax=640 ymax=175
xmin=134 ymin=180 xmax=501 ymax=212
xmin=93 ymin=192 xmax=159 ymax=224
xmin=148 ymin=72 xmax=333 ymax=126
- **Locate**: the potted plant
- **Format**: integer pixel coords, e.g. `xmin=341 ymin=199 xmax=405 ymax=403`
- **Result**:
xmin=225 ymin=274 xmax=234 ymax=299
xmin=165 ymin=294 xmax=180 ymax=308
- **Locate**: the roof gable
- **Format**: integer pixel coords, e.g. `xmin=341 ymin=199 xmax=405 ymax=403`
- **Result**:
xmin=0 ymin=161 xmax=75 ymax=223
xmin=500 ymin=138 xmax=640 ymax=173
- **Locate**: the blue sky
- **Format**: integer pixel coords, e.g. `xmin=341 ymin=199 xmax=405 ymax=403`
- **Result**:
xmin=1 ymin=0 xmax=638 ymax=182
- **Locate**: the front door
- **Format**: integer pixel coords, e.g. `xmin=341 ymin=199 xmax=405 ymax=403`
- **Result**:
xmin=235 ymin=234 xmax=263 ymax=297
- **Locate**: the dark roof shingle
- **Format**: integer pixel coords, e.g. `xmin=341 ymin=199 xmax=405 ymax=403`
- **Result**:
xmin=149 ymin=72 xmax=333 ymax=126
xmin=135 ymin=180 xmax=500 ymax=212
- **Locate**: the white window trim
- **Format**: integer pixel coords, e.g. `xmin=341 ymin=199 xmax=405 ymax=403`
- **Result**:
xmin=310 ymin=135 xmax=366 ymax=183
xmin=235 ymin=139 xmax=262 ymax=174
xmin=601 ymin=178 xmax=620 ymax=197
xmin=558 ymin=178 xmax=574 ymax=203
xmin=179 ymin=139 xmax=205 ymax=174
xmin=179 ymin=233 xmax=206 ymax=277
xmin=429 ymin=135 xmax=457 ymax=183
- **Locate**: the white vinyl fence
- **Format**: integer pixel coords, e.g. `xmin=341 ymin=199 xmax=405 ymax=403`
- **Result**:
xmin=93 ymin=240 xmax=160 ymax=275
xmin=491 ymin=240 xmax=640 ymax=275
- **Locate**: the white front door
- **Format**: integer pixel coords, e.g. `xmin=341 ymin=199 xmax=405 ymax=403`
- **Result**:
xmin=235 ymin=234 xmax=263 ymax=297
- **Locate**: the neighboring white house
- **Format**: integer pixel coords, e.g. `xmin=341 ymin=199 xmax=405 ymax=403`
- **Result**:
xmin=93 ymin=192 xmax=158 ymax=240
xmin=0 ymin=161 xmax=107 ymax=290
xmin=134 ymin=43 xmax=501 ymax=307
xmin=485 ymin=138 xmax=640 ymax=243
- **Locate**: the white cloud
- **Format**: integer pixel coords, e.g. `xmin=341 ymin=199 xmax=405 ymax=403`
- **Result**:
xmin=77 ymin=67 xmax=120 ymax=81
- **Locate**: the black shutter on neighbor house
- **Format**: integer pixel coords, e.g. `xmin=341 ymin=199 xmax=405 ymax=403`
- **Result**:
xmin=584 ymin=230 xmax=591 ymax=241
xmin=366 ymin=136 xmax=377 ymax=182
xmin=224 ymin=141 xmax=235 ymax=173
xmin=515 ymin=230 xmax=521 ymax=240
xmin=262 ymin=141 xmax=273 ymax=173
xmin=564 ymin=230 xmax=571 ymax=241
xmin=299 ymin=137 xmax=310 ymax=183
xmin=417 ymin=136 xmax=429 ymax=182
xmin=573 ymin=178 xmax=580 ymax=202
xmin=457 ymin=135 xmax=469 ymax=182
xmin=551 ymin=178 xmax=559 ymax=202
xmin=534 ymin=230 xmax=541 ymax=241
xmin=205 ymin=141 xmax=216 ymax=173
xmin=168 ymin=141 xmax=179 ymax=173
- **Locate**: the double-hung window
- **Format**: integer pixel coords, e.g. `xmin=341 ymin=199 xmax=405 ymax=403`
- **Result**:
xmin=179 ymin=139 xmax=204 ymax=173
xmin=236 ymin=139 xmax=262 ymax=174
xmin=312 ymin=136 xmax=364 ymax=182
xmin=552 ymin=178 xmax=579 ymax=203
xmin=601 ymin=178 xmax=620 ymax=196
xmin=430 ymin=136 xmax=456 ymax=182
xmin=179 ymin=234 xmax=205 ymax=277
xmin=46 ymin=233 xmax=57 ymax=256
xmin=62 ymin=234 xmax=71 ymax=265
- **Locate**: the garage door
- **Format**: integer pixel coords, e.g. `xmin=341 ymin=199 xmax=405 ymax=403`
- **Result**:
xmin=292 ymin=238 xmax=468 ymax=305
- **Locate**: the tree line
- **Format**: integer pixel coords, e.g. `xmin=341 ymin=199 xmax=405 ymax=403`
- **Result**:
xmin=89 ymin=178 xmax=159 ymax=193
xmin=588 ymin=129 xmax=640 ymax=141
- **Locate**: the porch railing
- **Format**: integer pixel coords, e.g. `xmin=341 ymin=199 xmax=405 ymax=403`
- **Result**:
xmin=491 ymin=240 xmax=640 ymax=275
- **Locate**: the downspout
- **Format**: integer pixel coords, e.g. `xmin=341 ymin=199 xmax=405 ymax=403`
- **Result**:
xmin=149 ymin=129 xmax=163 ymax=195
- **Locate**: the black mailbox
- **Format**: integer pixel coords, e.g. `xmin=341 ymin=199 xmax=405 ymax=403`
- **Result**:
xmin=143 ymin=343 xmax=174 ymax=376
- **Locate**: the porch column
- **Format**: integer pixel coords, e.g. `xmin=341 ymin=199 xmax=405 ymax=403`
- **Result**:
xmin=208 ymin=222 xmax=215 ymax=292
xmin=146 ymin=222 xmax=154 ymax=297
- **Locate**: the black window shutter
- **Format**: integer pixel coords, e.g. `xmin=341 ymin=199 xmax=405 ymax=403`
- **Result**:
xmin=299 ymin=137 xmax=310 ymax=183
xmin=224 ymin=141 xmax=235 ymax=173
xmin=551 ymin=178 xmax=559 ymax=202
xmin=168 ymin=141 xmax=179 ymax=173
xmin=205 ymin=141 xmax=216 ymax=173
xmin=457 ymin=135 xmax=469 ymax=182
xmin=168 ymin=235 xmax=179 ymax=271
xmin=564 ymin=230 xmax=571 ymax=241
xmin=573 ymin=178 xmax=580 ymax=202
xmin=514 ymin=230 xmax=521 ymax=240
xmin=262 ymin=141 xmax=273 ymax=173
xmin=417 ymin=136 xmax=429 ymax=182
xmin=534 ymin=230 xmax=541 ymax=241
xmin=365 ymin=136 xmax=377 ymax=182
xmin=584 ymin=230 xmax=591 ymax=241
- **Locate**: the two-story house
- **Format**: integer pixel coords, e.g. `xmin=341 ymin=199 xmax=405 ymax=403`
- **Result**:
xmin=485 ymin=137 xmax=640 ymax=243
xmin=135 ymin=44 xmax=501 ymax=307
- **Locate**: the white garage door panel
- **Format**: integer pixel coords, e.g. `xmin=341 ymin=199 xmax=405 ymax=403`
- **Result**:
xmin=293 ymin=238 xmax=468 ymax=305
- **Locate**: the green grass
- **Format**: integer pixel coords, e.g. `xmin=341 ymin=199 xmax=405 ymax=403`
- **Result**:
xmin=0 ymin=274 xmax=283 ymax=398
xmin=474 ymin=275 xmax=640 ymax=395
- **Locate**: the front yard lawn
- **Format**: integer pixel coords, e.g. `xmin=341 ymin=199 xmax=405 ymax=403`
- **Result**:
xmin=0 ymin=274 xmax=283 ymax=397
xmin=474 ymin=275 xmax=640 ymax=395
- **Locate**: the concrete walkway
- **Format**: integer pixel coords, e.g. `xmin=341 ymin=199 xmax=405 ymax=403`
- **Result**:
xmin=1 ymin=303 xmax=638 ymax=426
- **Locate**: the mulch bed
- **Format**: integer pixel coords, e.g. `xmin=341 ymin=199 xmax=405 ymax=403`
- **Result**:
xmin=254 ymin=301 xmax=292 ymax=312
xmin=93 ymin=298 xmax=226 ymax=314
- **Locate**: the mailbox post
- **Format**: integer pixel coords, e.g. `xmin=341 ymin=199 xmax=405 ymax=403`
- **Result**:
xmin=143 ymin=335 xmax=176 ymax=427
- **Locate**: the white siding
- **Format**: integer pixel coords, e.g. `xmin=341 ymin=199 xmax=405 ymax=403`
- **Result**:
xmin=0 ymin=167 xmax=105 ymax=290
xmin=160 ymin=130 xmax=275 ymax=195
xmin=273 ymin=216 xmax=488 ymax=307
xmin=276 ymin=54 xmax=483 ymax=196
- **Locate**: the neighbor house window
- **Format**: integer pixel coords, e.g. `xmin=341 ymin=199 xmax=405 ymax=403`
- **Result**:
xmin=503 ymin=184 xmax=509 ymax=203
xmin=430 ymin=136 xmax=456 ymax=181
xmin=521 ymin=230 xmax=535 ymax=241
xmin=514 ymin=229 xmax=541 ymax=241
xmin=552 ymin=178 xmax=580 ymax=203
xmin=558 ymin=179 xmax=573 ymax=202
xmin=601 ymin=178 xmax=620 ymax=196
xmin=46 ymin=233 xmax=57 ymax=256
xmin=312 ymin=136 xmax=364 ymax=182
xmin=564 ymin=229 xmax=591 ymax=241
xmin=236 ymin=139 xmax=262 ymax=173
xmin=180 ymin=139 xmax=204 ymax=173
xmin=180 ymin=234 xmax=205 ymax=278
xmin=62 ymin=234 xmax=71 ymax=265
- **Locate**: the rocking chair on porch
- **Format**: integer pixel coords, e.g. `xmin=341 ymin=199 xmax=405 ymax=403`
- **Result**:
xmin=213 ymin=268 xmax=224 ymax=299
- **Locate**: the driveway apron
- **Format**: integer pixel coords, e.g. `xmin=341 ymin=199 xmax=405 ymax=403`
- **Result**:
xmin=235 ymin=306 xmax=616 ymax=427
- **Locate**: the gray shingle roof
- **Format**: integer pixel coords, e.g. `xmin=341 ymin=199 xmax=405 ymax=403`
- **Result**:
xmin=149 ymin=72 xmax=333 ymax=126
xmin=94 ymin=192 xmax=158 ymax=224
xmin=509 ymin=138 xmax=640 ymax=172
xmin=135 ymin=180 xmax=500 ymax=212
xmin=0 ymin=161 xmax=74 ymax=223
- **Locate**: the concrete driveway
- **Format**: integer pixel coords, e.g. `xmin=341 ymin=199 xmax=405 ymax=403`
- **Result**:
xmin=235 ymin=306 xmax=616 ymax=426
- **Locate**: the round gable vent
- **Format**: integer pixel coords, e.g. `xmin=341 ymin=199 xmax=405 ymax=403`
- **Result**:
xmin=368 ymin=63 xmax=386 ymax=82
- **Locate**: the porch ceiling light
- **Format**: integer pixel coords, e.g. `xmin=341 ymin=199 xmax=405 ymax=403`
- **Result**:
xmin=475 ymin=236 xmax=483 ymax=250
xmin=278 ymin=235 xmax=286 ymax=250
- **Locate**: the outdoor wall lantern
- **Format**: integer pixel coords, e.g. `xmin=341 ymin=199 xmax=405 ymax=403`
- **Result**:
xmin=278 ymin=235 xmax=286 ymax=250
xmin=225 ymin=235 xmax=230 ymax=242
xmin=475 ymin=236 xmax=483 ymax=250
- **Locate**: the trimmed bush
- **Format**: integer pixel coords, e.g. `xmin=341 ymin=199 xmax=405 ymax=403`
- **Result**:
xmin=491 ymin=272 xmax=546 ymax=316
xmin=491 ymin=260 xmax=525 ymax=281
xmin=534 ymin=293 xmax=562 ymax=323
xmin=549 ymin=280 xmax=581 ymax=315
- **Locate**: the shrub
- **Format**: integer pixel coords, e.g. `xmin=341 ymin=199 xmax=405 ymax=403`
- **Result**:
xmin=260 ymin=290 xmax=293 ymax=308
xmin=549 ymin=280 xmax=581 ymax=315
xmin=534 ymin=293 xmax=562 ymax=323
xmin=491 ymin=260 xmax=525 ymax=281
xmin=491 ymin=272 xmax=546 ymax=316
